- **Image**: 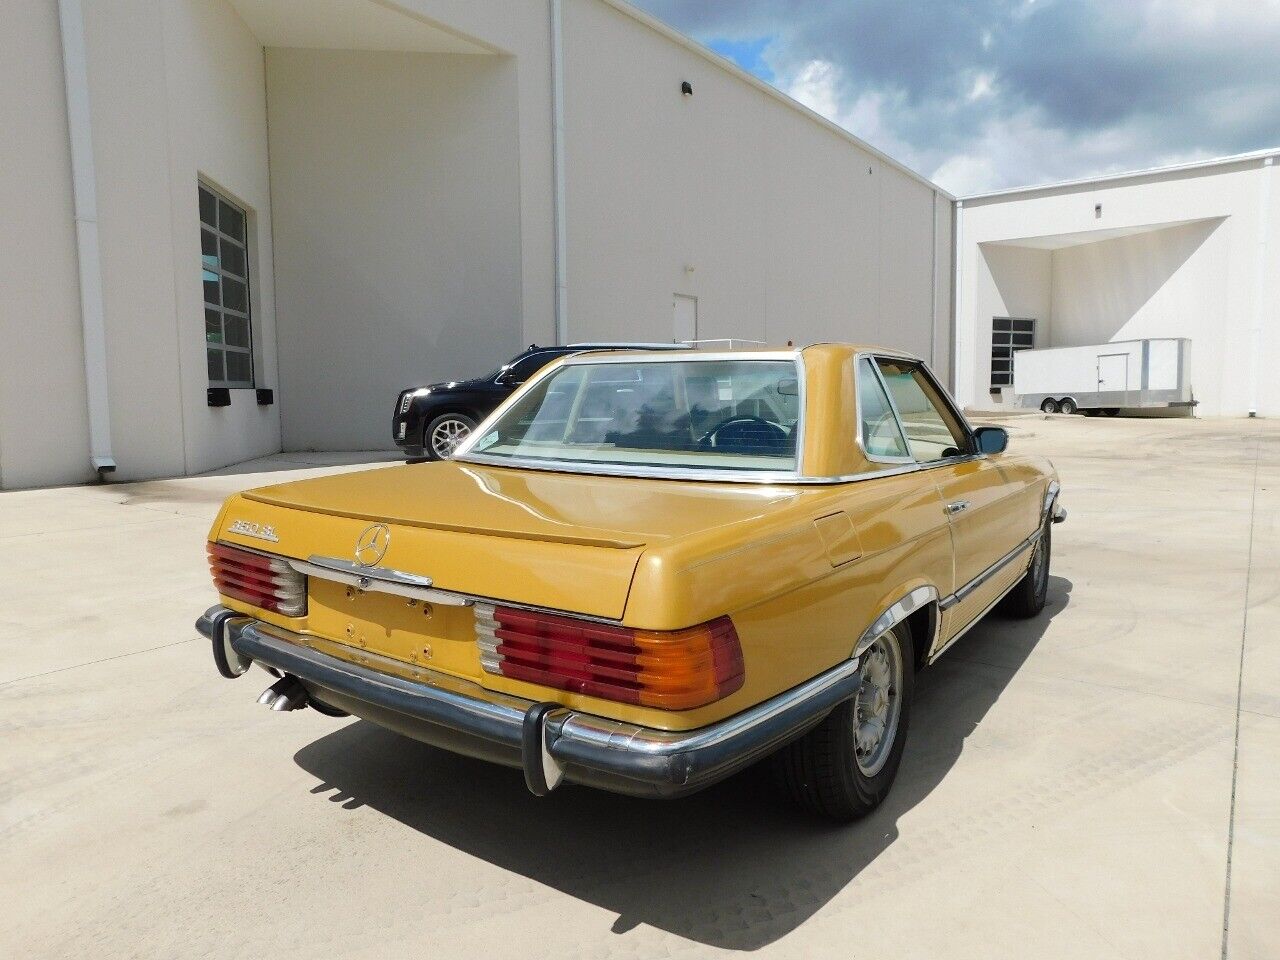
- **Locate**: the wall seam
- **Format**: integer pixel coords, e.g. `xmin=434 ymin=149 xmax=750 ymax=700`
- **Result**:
xmin=155 ymin=0 xmax=190 ymax=476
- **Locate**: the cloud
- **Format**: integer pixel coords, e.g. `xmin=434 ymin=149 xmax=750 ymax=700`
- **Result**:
xmin=632 ymin=0 xmax=1280 ymax=194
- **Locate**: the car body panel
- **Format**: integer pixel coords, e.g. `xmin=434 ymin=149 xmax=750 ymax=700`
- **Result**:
xmin=210 ymin=343 xmax=1060 ymax=735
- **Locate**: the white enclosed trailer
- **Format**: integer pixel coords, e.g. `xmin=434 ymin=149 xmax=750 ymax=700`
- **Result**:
xmin=1012 ymin=339 xmax=1194 ymax=414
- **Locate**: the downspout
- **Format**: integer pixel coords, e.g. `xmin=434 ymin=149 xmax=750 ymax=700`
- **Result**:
xmin=57 ymin=0 xmax=115 ymax=474
xmin=550 ymin=0 xmax=569 ymax=345
xmin=951 ymin=199 xmax=964 ymax=398
xmin=929 ymin=189 xmax=938 ymax=371
xmin=1248 ymin=156 xmax=1273 ymax=417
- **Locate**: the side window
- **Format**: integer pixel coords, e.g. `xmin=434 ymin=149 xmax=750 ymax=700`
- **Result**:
xmin=504 ymin=351 xmax=563 ymax=385
xmin=875 ymin=359 xmax=969 ymax=462
xmin=856 ymin=358 xmax=910 ymax=460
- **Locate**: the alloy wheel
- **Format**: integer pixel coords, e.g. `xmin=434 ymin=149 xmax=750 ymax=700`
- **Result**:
xmin=430 ymin=418 xmax=472 ymax=459
xmin=853 ymin=631 xmax=904 ymax=776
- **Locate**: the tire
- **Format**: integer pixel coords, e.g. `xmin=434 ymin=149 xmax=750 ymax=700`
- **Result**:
xmin=1058 ymin=397 xmax=1078 ymax=415
xmin=1040 ymin=398 xmax=1060 ymax=414
xmin=1001 ymin=517 xmax=1051 ymax=618
xmin=773 ymin=624 xmax=914 ymax=820
xmin=424 ymin=413 xmax=477 ymax=461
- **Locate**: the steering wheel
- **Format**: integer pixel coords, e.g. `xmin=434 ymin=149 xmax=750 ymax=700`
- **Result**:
xmin=698 ymin=415 xmax=789 ymax=450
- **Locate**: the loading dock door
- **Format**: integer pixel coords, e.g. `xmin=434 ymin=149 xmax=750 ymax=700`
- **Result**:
xmin=1097 ymin=353 xmax=1128 ymax=394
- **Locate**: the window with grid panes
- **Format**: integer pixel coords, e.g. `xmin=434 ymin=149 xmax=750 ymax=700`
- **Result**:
xmin=200 ymin=184 xmax=253 ymax=388
xmin=990 ymin=317 xmax=1035 ymax=391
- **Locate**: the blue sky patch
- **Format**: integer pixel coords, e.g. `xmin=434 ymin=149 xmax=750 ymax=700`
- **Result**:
xmin=705 ymin=36 xmax=775 ymax=84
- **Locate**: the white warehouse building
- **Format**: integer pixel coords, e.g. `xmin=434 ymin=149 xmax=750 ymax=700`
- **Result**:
xmin=1 ymin=0 xmax=954 ymax=491
xmin=954 ymin=149 xmax=1280 ymax=418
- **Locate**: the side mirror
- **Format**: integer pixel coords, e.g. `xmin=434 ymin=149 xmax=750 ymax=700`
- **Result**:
xmin=973 ymin=426 xmax=1009 ymax=455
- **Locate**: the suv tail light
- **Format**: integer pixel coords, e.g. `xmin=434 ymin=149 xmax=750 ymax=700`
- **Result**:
xmin=475 ymin=604 xmax=744 ymax=710
xmin=207 ymin=542 xmax=306 ymax=617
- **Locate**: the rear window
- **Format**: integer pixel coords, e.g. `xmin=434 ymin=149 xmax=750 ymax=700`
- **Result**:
xmin=464 ymin=358 xmax=801 ymax=473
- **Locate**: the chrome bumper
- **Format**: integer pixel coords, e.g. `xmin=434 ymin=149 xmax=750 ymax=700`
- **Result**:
xmin=197 ymin=605 xmax=860 ymax=798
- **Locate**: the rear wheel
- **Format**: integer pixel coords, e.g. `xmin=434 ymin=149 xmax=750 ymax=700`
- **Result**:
xmin=1001 ymin=517 xmax=1051 ymax=618
xmin=1058 ymin=397 xmax=1078 ymax=415
xmin=1040 ymin=398 xmax=1060 ymax=414
xmin=773 ymin=625 xmax=914 ymax=820
xmin=425 ymin=413 xmax=477 ymax=460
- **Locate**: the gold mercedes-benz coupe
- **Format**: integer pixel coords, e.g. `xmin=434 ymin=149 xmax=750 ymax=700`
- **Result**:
xmin=198 ymin=344 xmax=1063 ymax=819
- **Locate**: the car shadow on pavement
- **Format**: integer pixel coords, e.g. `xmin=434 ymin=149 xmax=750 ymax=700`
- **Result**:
xmin=293 ymin=576 xmax=1072 ymax=951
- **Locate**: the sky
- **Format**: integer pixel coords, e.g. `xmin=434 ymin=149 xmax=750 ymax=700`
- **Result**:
xmin=630 ymin=0 xmax=1280 ymax=196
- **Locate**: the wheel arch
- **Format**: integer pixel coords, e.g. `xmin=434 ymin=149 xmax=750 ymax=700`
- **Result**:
xmin=853 ymin=583 xmax=942 ymax=673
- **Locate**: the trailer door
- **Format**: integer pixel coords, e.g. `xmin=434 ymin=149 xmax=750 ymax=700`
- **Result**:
xmin=1097 ymin=353 xmax=1128 ymax=394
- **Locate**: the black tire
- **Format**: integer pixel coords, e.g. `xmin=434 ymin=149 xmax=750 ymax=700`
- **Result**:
xmin=1040 ymin=398 xmax=1060 ymax=414
xmin=772 ymin=624 xmax=914 ymax=820
xmin=1001 ymin=517 xmax=1051 ymax=618
xmin=1058 ymin=397 xmax=1078 ymax=415
xmin=424 ymin=413 xmax=477 ymax=461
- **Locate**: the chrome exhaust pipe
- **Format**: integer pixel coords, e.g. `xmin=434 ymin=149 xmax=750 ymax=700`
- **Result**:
xmin=257 ymin=676 xmax=308 ymax=712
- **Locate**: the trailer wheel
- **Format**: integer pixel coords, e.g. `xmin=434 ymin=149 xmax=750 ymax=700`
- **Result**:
xmin=1040 ymin=398 xmax=1059 ymax=414
xmin=1058 ymin=398 xmax=1078 ymax=415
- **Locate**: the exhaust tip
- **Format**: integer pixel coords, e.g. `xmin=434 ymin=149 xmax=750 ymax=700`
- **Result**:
xmin=258 ymin=676 xmax=307 ymax=712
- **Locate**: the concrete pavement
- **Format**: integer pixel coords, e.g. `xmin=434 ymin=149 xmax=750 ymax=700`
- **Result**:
xmin=1 ymin=422 xmax=1277 ymax=959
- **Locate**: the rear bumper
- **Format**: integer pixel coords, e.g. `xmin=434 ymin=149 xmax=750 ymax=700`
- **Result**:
xmin=197 ymin=605 xmax=860 ymax=798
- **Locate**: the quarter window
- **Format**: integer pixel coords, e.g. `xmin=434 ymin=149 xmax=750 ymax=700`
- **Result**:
xmin=201 ymin=184 xmax=253 ymax=388
xmin=990 ymin=317 xmax=1035 ymax=391
xmin=875 ymin=359 xmax=969 ymax=463
xmin=856 ymin=358 xmax=910 ymax=460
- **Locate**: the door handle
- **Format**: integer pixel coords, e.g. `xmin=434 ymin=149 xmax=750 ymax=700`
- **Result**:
xmin=945 ymin=500 xmax=970 ymax=515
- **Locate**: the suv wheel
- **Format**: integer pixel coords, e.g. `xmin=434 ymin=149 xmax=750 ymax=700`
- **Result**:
xmin=425 ymin=413 xmax=477 ymax=460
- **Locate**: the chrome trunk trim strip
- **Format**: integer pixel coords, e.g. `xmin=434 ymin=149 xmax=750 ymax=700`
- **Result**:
xmin=289 ymin=556 xmax=474 ymax=607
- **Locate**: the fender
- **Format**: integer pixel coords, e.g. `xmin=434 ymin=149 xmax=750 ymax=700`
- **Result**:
xmin=853 ymin=583 xmax=942 ymax=662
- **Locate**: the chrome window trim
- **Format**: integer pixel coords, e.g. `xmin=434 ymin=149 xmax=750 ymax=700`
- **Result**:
xmin=453 ymin=351 xmax=808 ymax=482
xmin=452 ymin=348 xmax=985 ymax=486
xmin=855 ymin=356 xmax=914 ymax=465
xmin=856 ymin=351 xmax=978 ymax=465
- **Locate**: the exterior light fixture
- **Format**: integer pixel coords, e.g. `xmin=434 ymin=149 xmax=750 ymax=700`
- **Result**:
xmin=681 ymin=81 xmax=693 ymax=97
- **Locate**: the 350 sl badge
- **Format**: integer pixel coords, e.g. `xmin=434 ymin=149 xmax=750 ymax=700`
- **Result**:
xmin=227 ymin=519 xmax=280 ymax=543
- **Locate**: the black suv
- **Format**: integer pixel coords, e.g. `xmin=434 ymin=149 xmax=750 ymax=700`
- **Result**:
xmin=393 ymin=342 xmax=689 ymax=460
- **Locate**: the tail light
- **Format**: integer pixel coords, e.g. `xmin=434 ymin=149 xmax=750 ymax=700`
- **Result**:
xmin=207 ymin=542 xmax=306 ymax=617
xmin=474 ymin=604 xmax=744 ymax=710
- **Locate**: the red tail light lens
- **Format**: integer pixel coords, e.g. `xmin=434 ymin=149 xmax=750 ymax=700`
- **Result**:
xmin=207 ymin=542 xmax=306 ymax=617
xmin=475 ymin=604 xmax=744 ymax=710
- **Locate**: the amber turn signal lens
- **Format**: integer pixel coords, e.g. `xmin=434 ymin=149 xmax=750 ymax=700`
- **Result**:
xmin=475 ymin=605 xmax=745 ymax=711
